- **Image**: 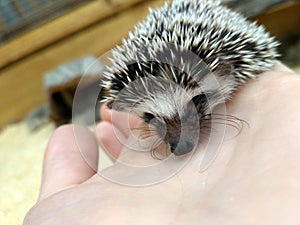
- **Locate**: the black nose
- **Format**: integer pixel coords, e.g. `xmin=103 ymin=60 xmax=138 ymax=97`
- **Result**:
xmin=170 ymin=139 xmax=194 ymax=156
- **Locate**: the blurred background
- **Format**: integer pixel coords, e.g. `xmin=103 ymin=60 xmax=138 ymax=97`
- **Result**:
xmin=0 ymin=0 xmax=299 ymax=224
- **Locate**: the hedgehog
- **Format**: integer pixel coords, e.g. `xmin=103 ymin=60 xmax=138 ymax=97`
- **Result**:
xmin=101 ymin=0 xmax=279 ymax=156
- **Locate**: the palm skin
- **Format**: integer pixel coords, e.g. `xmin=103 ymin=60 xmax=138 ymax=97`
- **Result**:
xmin=24 ymin=64 xmax=300 ymax=225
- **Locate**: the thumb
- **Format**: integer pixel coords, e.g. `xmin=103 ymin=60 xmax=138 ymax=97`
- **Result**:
xmin=39 ymin=125 xmax=98 ymax=200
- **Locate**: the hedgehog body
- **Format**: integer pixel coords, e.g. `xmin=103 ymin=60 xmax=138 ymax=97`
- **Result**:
xmin=101 ymin=0 xmax=279 ymax=156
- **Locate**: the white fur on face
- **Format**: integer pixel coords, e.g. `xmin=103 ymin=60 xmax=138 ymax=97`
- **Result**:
xmin=132 ymin=72 xmax=235 ymax=120
xmin=140 ymin=86 xmax=194 ymax=118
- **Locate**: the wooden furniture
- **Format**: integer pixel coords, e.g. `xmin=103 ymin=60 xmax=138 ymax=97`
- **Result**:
xmin=0 ymin=0 xmax=299 ymax=128
xmin=0 ymin=0 xmax=163 ymax=128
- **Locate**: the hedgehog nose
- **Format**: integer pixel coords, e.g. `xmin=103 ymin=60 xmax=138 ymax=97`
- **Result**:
xmin=170 ymin=139 xmax=194 ymax=156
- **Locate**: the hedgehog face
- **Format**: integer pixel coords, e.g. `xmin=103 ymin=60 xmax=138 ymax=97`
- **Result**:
xmin=103 ymin=60 xmax=236 ymax=155
xmin=105 ymin=72 xmax=234 ymax=156
xmin=142 ymin=87 xmax=201 ymax=156
xmin=143 ymin=112 xmax=198 ymax=156
xmin=140 ymin=92 xmax=203 ymax=156
xmin=105 ymin=75 xmax=196 ymax=155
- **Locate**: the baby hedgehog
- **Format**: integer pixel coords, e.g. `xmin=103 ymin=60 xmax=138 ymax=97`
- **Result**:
xmin=101 ymin=0 xmax=279 ymax=156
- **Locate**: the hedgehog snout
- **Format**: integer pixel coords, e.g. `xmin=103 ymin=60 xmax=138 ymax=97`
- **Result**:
xmin=170 ymin=139 xmax=195 ymax=156
xmin=163 ymin=115 xmax=199 ymax=156
xmin=145 ymin=115 xmax=197 ymax=156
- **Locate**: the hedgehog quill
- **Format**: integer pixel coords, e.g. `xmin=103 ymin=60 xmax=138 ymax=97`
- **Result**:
xmin=101 ymin=0 xmax=279 ymax=156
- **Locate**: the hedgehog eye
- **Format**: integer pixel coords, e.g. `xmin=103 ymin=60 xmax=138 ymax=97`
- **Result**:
xmin=143 ymin=112 xmax=155 ymax=123
xmin=191 ymin=94 xmax=207 ymax=106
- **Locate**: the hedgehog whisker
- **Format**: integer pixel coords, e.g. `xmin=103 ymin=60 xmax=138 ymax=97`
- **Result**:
xmin=151 ymin=137 xmax=166 ymax=160
xmin=139 ymin=132 xmax=158 ymax=140
xmin=131 ymin=126 xmax=158 ymax=134
xmin=200 ymin=113 xmax=248 ymax=138
xmin=208 ymin=119 xmax=241 ymax=128
xmin=130 ymin=125 xmax=152 ymax=130
xmin=210 ymin=113 xmax=249 ymax=126
xmin=118 ymin=126 xmax=156 ymax=136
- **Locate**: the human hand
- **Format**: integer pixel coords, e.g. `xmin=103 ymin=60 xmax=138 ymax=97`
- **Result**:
xmin=24 ymin=64 xmax=300 ymax=225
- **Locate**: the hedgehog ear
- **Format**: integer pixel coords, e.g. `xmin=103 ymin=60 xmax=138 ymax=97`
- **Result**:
xmin=106 ymin=100 xmax=114 ymax=109
xmin=105 ymin=98 xmax=135 ymax=112
xmin=191 ymin=94 xmax=207 ymax=109
xmin=99 ymin=87 xmax=114 ymax=109
xmin=212 ymin=61 xmax=237 ymax=91
xmin=214 ymin=61 xmax=233 ymax=77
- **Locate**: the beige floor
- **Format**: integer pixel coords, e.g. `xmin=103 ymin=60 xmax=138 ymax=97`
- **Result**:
xmin=0 ymin=122 xmax=54 ymax=225
xmin=0 ymin=122 xmax=112 ymax=225
xmin=0 ymin=122 xmax=113 ymax=225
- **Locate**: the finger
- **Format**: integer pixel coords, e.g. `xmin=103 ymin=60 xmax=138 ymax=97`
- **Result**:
xmin=100 ymin=104 xmax=140 ymax=137
xmin=39 ymin=125 xmax=98 ymax=200
xmin=95 ymin=121 xmax=126 ymax=161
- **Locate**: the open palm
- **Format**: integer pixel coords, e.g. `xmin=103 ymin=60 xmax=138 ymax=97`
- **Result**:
xmin=24 ymin=65 xmax=300 ymax=225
